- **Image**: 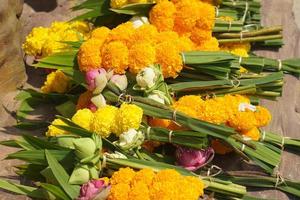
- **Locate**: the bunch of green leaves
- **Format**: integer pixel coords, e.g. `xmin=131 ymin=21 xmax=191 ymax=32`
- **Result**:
xmin=170 ymin=72 xmax=284 ymax=100
xmin=102 ymin=82 xmax=283 ymax=174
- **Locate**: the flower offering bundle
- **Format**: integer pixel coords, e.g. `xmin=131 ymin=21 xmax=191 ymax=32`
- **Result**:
xmin=1 ymin=0 xmax=300 ymax=199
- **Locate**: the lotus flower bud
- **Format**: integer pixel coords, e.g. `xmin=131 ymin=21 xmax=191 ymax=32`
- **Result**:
xmin=78 ymin=179 xmax=109 ymax=200
xmin=115 ymin=128 xmax=144 ymax=150
xmin=56 ymin=136 xmax=76 ymax=149
xmin=91 ymin=94 xmax=106 ymax=109
xmin=85 ymin=69 xmax=107 ymax=91
xmin=136 ymin=67 xmax=157 ymax=89
xmin=175 ymin=147 xmax=214 ymax=171
xmin=147 ymin=90 xmax=170 ymax=105
xmin=110 ymin=74 xmax=128 ymax=91
xmin=130 ymin=16 xmax=149 ymax=29
xmin=73 ymin=138 xmax=96 ymax=159
xmin=69 ymin=165 xmax=90 ymax=185
xmin=93 ymin=72 xmax=108 ymax=94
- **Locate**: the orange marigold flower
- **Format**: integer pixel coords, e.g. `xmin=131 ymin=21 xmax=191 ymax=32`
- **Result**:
xmin=156 ymin=31 xmax=179 ymax=44
xmin=130 ymin=24 xmax=158 ymax=46
xmin=198 ymin=98 xmax=228 ymax=124
xmin=77 ymin=38 xmax=103 ymax=72
xmin=107 ymin=183 xmax=130 ymax=200
xmin=128 ymin=42 xmax=156 ymax=74
xmin=241 ymin=127 xmax=260 ymax=141
xmin=195 ymin=2 xmax=215 ymax=30
xmin=153 ymin=169 xmax=181 ymax=182
xmin=173 ymin=0 xmax=201 ymax=35
xmin=211 ymin=139 xmax=233 ymax=155
xmin=110 ymin=167 xmax=136 ymax=185
xmin=196 ymin=37 xmax=219 ymax=51
xmin=190 ymin=29 xmax=212 ymax=45
xmin=90 ymin=26 xmax=111 ymax=41
xmin=106 ymin=22 xmax=135 ymax=46
xmin=76 ymin=90 xmax=93 ymax=110
xmin=228 ymin=111 xmax=257 ymax=131
xmin=149 ymin=1 xmax=176 ymax=32
xmin=155 ymin=41 xmax=183 ymax=78
xmin=255 ymin=106 xmax=272 ymax=127
xmin=142 ymin=141 xmax=162 ymax=152
xmin=102 ymin=41 xmax=129 ymax=74
xmin=132 ymin=168 xmax=155 ymax=186
xmin=129 ymin=182 xmax=150 ymax=200
xmin=177 ymin=36 xmax=194 ymax=51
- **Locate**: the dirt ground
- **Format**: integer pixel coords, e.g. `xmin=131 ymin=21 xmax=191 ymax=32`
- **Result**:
xmin=0 ymin=0 xmax=300 ymax=199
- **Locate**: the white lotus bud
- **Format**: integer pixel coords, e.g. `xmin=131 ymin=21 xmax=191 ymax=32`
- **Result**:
xmin=148 ymin=93 xmax=165 ymax=104
xmin=115 ymin=128 xmax=144 ymax=151
xmin=136 ymin=67 xmax=157 ymax=89
xmin=91 ymin=94 xmax=106 ymax=108
xmin=93 ymin=73 xmax=108 ymax=94
xmin=130 ymin=16 xmax=149 ymax=29
xmin=110 ymin=74 xmax=128 ymax=91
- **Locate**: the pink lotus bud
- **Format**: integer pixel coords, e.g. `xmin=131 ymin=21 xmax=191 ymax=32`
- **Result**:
xmin=87 ymin=103 xmax=97 ymax=112
xmin=110 ymin=75 xmax=128 ymax=91
xmin=175 ymin=147 xmax=214 ymax=171
xmin=85 ymin=69 xmax=107 ymax=91
xmin=78 ymin=179 xmax=108 ymax=200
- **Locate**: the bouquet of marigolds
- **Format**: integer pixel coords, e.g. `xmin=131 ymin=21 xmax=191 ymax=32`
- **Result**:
xmin=1 ymin=0 xmax=300 ymax=199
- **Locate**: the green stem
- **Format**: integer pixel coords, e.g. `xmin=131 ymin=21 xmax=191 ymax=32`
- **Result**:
xmin=218 ymin=34 xmax=282 ymax=43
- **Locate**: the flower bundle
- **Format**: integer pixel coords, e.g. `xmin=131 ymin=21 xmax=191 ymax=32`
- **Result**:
xmin=1 ymin=0 xmax=300 ymax=199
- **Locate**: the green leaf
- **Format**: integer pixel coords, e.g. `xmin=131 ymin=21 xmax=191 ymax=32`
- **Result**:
xmin=7 ymin=149 xmax=74 ymax=165
xmin=0 ymin=179 xmax=45 ymax=198
xmin=34 ymin=51 xmax=78 ymax=69
xmin=40 ymin=183 xmax=71 ymax=200
xmin=45 ymin=149 xmax=80 ymax=199
xmin=15 ymin=121 xmax=49 ymax=130
xmin=110 ymin=3 xmax=155 ymax=15
xmin=22 ymin=135 xmax=68 ymax=150
xmin=55 ymin=101 xmax=77 ymax=118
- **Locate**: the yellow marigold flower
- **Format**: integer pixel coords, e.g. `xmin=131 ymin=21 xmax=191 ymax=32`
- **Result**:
xmin=130 ymin=24 xmax=158 ymax=46
xmin=71 ymin=108 xmax=93 ymax=130
xmin=131 ymin=168 xmax=155 ymax=186
xmin=172 ymin=95 xmax=203 ymax=119
xmin=155 ymin=41 xmax=183 ymax=78
xmin=255 ymin=106 xmax=272 ymax=127
xmin=110 ymin=167 xmax=136 ymax=185
xmin=106 ymin=22 xmax=135 ymax=46
xmin=173 ymin=0 xmax=201 ymax=35
xmin=110 ymin=0 xmax=127 ymax=8
xmin=76 ymin=91 xmax=93 ymax=110
xmin=228 ymin=111 xmax=257 ymax=131
xmin=179 ymin=176 xmax=205 ymax=199
xmin=42 ymin=34 xmax=66 ymax=57
xmin=41 ymin=70 xmax=70 ymax=94
xmin=177 ymin=36 xmax=194 ymax=51
xmin=90 ymin=105 xmax=118 ymax=137
xmin=198 ymin=98 xmax=228 ymax=124
xmin=22 ymin=27 xmax=49 ymax=56
xmin=196 ymin=37 xmax=219 ymax=51
xmin=69 ymin=21 xmax=90 ymax=35
xmin=46 ymin=119 xmax=68 ymax=137
xmin=220 ymin=42 xmax=251 ymax=57
xmin=90 ymin=26 xmax=111 ymax=41
xmin=102 ymin=41 xmax=129 ymax=74
xmin=241 ymin=127 xmax=260 ymax=141
xmin=128 ymin=42 xmax=156 ymax=74
xmin=149 ymin=1 xmax=176 ymax=31
xmin=113 ymin=103 xmax=143 ymax=136
xmin=49 ymin=21 xmax=70 ymax=33
xmin=107 ymin=183 xmax=130 ymax=200
xmin=77 ymin=38 xmax=103 ymax=72
xmin=211 ymin=139 xmax=233 ymax=155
